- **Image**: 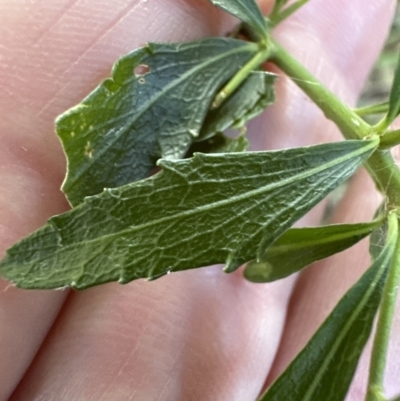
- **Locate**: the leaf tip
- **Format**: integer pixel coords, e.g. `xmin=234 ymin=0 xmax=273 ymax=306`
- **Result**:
xmin=224 ymin=252 xmax=242 ymax=273
xmin=243 ymin=260 xmax=273 ymax=283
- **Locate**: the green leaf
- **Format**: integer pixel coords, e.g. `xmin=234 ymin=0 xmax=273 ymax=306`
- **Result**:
xmin=57 ymin=38 xmax=258 ymax=206
xmin=244 ymin=220 xmax=383 ymax=283
xmin=188 ymin=132 xmax=249 ymax=155
xmin=258 ymin=214 xmax=397 ymax=401
xmin=270 ymin=0 xmax=290 ymax=18
xmin=198 ymin=71 xmax=276 ymax=141
xmin=273 ymin=0 xmax=289 ymax=11
xmin=385 ymin=53 xmax=400 ymax=126
xmin=0 ymin=139 xmax=377 ymax=290
xmin=208 ymin=0 xmax=267 ymax=41
xmin=190 ymin=70 xmax=273 ymax=155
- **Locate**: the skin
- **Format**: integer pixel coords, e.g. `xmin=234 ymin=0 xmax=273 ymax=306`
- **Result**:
xmin=0 ymin=0 xmax=398 ymax=399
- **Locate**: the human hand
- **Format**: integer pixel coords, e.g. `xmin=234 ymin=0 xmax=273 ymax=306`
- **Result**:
xmin=0 ymin=0 xmax=398 ymax=400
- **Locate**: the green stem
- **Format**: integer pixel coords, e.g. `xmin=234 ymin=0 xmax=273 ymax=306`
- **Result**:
xmin=375 ymin=116 xmax=392 ymax=135
xmin=212 ymin=44 xmax=272 ymax=109
xmin=269 ymin=0 xmax=310 ymax=28
xmin=354 ymin=102 xmax=389 ymax=117
xmin=366 ymin=151 xmax=400 ymax=207
xmin=366 ymin=213 xmax=400 ymax=401
xmin=379 ymin=129 xmax=400 ymax=149
xmin=270 ymin=40 xmax=400 ymax=206
xmin=270 ymin=40 xmax=370 ymax=139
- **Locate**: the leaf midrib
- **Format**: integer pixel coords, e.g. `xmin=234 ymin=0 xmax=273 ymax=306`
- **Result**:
xmin=32 ymin=142 xmax=375 ymax=261
xmin=212 ymin=0 xmax=265 ymax=35
xmin=266 ymin=224 xmax=377 ymax=254
xmin=301 ymin=248 xmax=391 ymax=400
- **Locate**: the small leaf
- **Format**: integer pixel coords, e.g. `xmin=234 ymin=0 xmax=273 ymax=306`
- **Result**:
xmin=188 ymin=133 xmax=249 ymax=155
xmin=385 ymin=53 xmax=400 ymax=126
xmin=208 ymin=0 xmax=267 ymax=41
xmin=57 ymin=38 xmax=258 ymax=206
xmin=258 ymin=214 xmax=397 ymax=401
xmin=244 ymin=220 xmax=383 ymax=283
xmin=0 ymin=139 xmax=377 ymax=290
xmin=198 ymin=71 xmax=276 ymax=141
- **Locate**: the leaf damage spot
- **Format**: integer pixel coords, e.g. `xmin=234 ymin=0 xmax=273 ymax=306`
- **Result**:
xmin=134 ymin=64 xmax=150 ymax=77
xmin=85 ymin=141 xmax=93 ymax=158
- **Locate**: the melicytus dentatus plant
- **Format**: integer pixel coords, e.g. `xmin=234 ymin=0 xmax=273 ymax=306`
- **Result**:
xmin=1 ymin=1 xmax=400 ymax=400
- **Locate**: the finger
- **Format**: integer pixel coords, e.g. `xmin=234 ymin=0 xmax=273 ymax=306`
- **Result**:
xmin=0 ymin=96 xmax=69 ymax=399
xmin=4 ymin=1 xmax=295 ymax=399
xmin=0 ymin=0 xmax=231 ymax=399
xmin=0 ymin=0 xmax=77 ymax=396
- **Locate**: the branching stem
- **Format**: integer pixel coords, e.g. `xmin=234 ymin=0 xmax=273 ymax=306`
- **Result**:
xmin=366 ymin=212 xmax=400 ymax=401
xmin=270 ymin=41 xmax=370 ymax=139
xmin=354 ymin=102 xmax=389 ymax=117
xmin=265 ymin=29 xmax=400 ymax=401
xmin=269 ymin=40 xmax=400 ymax=207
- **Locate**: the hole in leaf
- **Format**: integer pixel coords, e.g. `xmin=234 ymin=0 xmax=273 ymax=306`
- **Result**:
xmin=134 ymin=64 xmax=150 ymax=77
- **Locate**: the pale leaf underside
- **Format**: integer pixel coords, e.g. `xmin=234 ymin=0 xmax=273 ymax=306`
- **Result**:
xmin=0 ymin=140 xmax=376 ymax=290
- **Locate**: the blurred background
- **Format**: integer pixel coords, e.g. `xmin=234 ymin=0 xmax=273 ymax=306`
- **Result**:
xmin=359 ymin=2 xmax=400 ymax=109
